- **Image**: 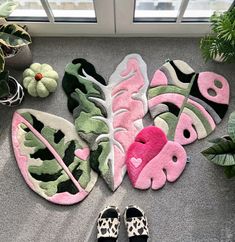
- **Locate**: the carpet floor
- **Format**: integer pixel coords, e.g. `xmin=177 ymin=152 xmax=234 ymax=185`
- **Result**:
xmin=0 ymin=37 xmax=234 ymax=242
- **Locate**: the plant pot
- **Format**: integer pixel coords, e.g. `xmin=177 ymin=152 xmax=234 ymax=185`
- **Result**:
xmin=5 ymin=45 xmax=33 ymax=70
xmin=0 ymin=76 xmax=24 ymax=106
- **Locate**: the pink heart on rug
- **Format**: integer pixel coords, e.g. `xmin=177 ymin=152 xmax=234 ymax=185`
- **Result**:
xmin=75 ymin=148 xmax=90 ymax=160
xmin=130 ymin=157 xmax=142 ymax=168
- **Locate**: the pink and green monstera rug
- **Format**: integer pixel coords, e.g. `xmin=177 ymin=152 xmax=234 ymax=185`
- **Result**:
xmin=62 ymin=54 xmax=149 ymax=191
xmin=148 ymin=59 xmax=230 ymax=145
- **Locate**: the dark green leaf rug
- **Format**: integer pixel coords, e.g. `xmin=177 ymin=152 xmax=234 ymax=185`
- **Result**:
xmin=12 ymin=109 xmax=97 ymax=205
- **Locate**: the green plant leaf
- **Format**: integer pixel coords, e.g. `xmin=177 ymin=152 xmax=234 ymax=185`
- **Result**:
xmin=202 ymin=139 xmax=235 ymax=166
xmin=0 ymin=23 xmax=31 ymax=48
xmin=0 ymin=47 xmax=4 ymax=72
xmin=200 ymin=9 xmax=235 ymax=63
xmin=0 ymin=70 xmax=9 ymax=98
xmin=224 ymin=165 xmax=235 ymax=178
xmin=0 ymin=0 xmax=18 ymax=18
xmin=209 ymin=136 xmax=232 ymax=143
xmin=228 ymin=111 xmax=235 ymax=142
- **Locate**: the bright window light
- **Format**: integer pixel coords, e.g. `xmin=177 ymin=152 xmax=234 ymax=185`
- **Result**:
xmin=183 ymin=0 xmax=234 ymax=19
xmin=135 ymin=0 xmax=182 ymax=18
xmin=6 ymin=0 xmax=47 ymax=18
xmin=48 ymin=0 xmax=96 ymax=20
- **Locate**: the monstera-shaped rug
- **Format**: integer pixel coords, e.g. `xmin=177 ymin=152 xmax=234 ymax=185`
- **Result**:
xmin=126 ymin=126 xmax=187 ymax=190
xmin=62 ymin=54 xmax=149 ymax=191
xmin=148 ymin=59 xmax=230 ymax=145
xmin=12 ymin=109 xmax=97 ymax=205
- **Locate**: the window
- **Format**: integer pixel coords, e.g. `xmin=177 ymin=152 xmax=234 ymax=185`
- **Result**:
xmin=7 ymin=0 xmax=96 ymax=22
xmin=116 ymin=0 xmax=234 ymax=36
xmin=135 ymin=0 xmax=182 ymax=21
xmin=47 ymin=0 xmax=96 ymax=22
xmin=4 ymin=0 xmax=115 ymax=36
xmin=2 ymin=0 xmax=48 ymax=21
xmin=134 ymin=0 xmax=234 ymax=22
xmin=183 ymin=0 xmax=234 ymax=21
xmin=2 ymin=0 xmax=235 ymax=36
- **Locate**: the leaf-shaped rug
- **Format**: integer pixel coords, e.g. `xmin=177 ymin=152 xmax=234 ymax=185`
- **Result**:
xmin=12 ymin=109 xmax=97 ymax=205
xmin=62 ymin=54 xmax=149 ymax=191
xmin=148 ymin=60 xmax=230 ymax=145
xmin=126 ymin=126 xmax=187 ymax=190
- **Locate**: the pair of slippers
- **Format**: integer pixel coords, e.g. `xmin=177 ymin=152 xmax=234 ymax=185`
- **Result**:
xmin=97 ymin=205 xmax=149 ymax=242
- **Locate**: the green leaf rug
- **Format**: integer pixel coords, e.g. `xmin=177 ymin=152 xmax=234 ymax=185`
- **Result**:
xmin=62 ymin=54 xmax=149 ymax=191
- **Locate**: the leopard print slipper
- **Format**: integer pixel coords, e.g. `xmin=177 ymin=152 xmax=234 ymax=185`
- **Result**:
xmin=97 ymin=206 xmax=121 ymax=241
xmin=124 ymin=205 xmax=149 ymax=242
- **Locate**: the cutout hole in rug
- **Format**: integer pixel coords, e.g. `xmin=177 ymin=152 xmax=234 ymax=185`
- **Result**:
xmin=214 ymin=79 xmax=223 ymax=89
xmin=183 ymin=129 xmax=190 ymax=139
xmin=173 ymin=156 xmax=178 ymax=162
xmin=207 ymin=88 xmax=217 ymax=97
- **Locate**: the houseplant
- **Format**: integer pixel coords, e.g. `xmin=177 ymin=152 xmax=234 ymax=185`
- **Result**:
xmin=0 ymin=0 xmax=32 ymax=71
xmin=200 ymin=7 xmax=235 ymax=63
xmin=201 ymin=111 xmax=235 ymax=178
xmin=0 ymin=0 xmax=32 ymax=106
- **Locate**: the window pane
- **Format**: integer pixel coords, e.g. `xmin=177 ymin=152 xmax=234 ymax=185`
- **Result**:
xmin=183 ymin=0 xmax=233 ymax=19
xmin=134 ymin=0 xmax=182 ymax=20
xmin=48 ymin=0 xmax=96 ymax=21
xmin=6 ymin=0 xmax=47 ymax=18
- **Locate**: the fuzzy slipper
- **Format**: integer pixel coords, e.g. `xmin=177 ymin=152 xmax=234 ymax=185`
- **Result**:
xmin=124 ymin=205 xmax=149 ymax=242
xmin=97 ymin=206 xmax=121 ymax=242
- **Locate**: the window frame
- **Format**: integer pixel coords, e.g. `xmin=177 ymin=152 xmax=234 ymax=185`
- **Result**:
xmin=7 ymin=0 xmax=115 ymax=36
xmin=116 ymin=0 xmax=207 ymax=36
xmin=115 ymin=0 xmax=234 ymax=36
xmin=5 ymin=0 xmax=235 ymax=37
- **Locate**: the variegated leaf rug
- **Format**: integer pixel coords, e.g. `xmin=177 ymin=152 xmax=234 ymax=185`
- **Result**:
xmin=12 ymin=109 xmax=97 ymax=205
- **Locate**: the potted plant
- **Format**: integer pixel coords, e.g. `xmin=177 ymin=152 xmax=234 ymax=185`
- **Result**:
xmin=200 ymin=8 xmax=235 ymax=63
xmin=0 ymin=0 xmax=32 ymax=107
xmin=0 ymin=70 xmax=24 ymax=106
xmin=0 ymin=0 xmax=32 ymax=71
xmin=201 ymin=111 xmax=235 ymax=179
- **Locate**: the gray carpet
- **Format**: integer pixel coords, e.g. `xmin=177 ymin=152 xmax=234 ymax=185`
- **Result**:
xmin=0 ymin=37 xmax=234 ymax=242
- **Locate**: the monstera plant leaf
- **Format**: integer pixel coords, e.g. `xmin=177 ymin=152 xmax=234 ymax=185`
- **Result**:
xmin=201 ymin=111 xmax=235 ymax=178
xmin=62 ymin=54 xmax=149 ymax=191
xmin=12 ymin=109 xmax=97 ymax=205
xmin=148 ymin=60 xmax=230 ymax=145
